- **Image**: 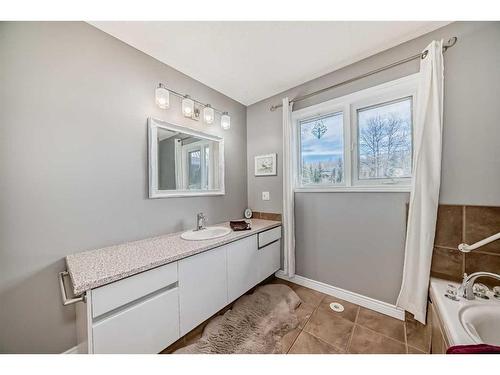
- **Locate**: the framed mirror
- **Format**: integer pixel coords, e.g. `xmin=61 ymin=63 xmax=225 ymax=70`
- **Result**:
xmin=148 ymin=118 xmax=225 ymax=198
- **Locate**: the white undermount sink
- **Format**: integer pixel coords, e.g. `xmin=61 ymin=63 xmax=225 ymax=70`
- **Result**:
xmin=180 ymin=226 xmax=232 ymax=241
xmin=459 ymin=304 xmax=500 ymax=345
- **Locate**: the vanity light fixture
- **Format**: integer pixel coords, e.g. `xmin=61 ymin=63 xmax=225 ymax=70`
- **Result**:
xmin=181 ymin=95 xmax=195 ymax=118
xmin=203 ymin=104 xmax=215 ymax=125
xmin=221 ymin=112 xmax=231 ymax=130
xmin=155 ymin=82 xmax=231 ymax=130
xmin=155 ymin=83 xmax=170 ymax=109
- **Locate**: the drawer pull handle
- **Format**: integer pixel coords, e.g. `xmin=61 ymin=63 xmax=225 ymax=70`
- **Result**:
xmin=58 ymin=271 xmax=86 ymax=306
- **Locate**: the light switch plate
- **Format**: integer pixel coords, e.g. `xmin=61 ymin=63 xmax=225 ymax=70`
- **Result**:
xmin=262 ymin=191 xmax=270 ymax=201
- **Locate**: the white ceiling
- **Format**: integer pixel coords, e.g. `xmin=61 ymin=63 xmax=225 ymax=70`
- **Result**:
xmin=89 ymin=21 xmax=450 ymax=105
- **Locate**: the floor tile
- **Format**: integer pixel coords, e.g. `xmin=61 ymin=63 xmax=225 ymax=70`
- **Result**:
xmin=405 ymin=318 xmax=431 ymax=352
xmin=317 ymin=295 xmax=359 ymax=323
xmin=356 ymin=307 xmax=406 ymax=343
xmin=407 ymin=345 xmax=426 ymax=354
xmin=279 ymin=327 xmax=301 ymax=354
xmin=348 ymin=325 xmax=407 ymax=354
xmin=295 ymin=301 xmax=316 ymax=329
xmin=291 ymin=285 xmax=326 ymax=307
xmin=288 ymin=331 xmax=343 ymax=354
xmin=268 ymin=277 xmax=297 ymax=289
xmin=303 ymin=308 xmax=354 ymax=351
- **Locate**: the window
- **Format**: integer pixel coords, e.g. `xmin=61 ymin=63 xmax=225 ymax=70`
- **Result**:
xmin=299 ymin=112 xmax=344 ymax=186
xmin=293 ymin=74 xmax=417 ymax=191
xmin=357 ymin=97 xmax=412 ymax=181
xmin=183 ymin=141 xmax=212 ymax=190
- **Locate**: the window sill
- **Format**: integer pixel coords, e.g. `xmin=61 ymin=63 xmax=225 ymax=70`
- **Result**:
xmin=294 ymin=186 xmax=411 ymax=193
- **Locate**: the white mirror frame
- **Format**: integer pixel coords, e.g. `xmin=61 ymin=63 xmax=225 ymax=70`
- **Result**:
xmin=148 ymin=117 xmax=225 ymax=198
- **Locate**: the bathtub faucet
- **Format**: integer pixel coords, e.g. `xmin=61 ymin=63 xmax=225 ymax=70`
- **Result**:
xmin=460 ymin=272 xmax=500 ymax=300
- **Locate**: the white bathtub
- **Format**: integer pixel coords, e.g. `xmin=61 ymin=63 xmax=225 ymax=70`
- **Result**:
xmin=429 ymin=277 xmax=500 ymax=347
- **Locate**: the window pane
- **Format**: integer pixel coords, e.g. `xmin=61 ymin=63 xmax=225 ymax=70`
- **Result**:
xmin=300 ymin=112 xmax=344 ymax=185
xmin=188 ymin=150 xmax=201 ymax=189
xmin=357 ymin=97 xmax=412 ymax=180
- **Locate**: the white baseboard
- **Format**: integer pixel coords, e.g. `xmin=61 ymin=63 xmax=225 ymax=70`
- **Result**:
xmin=275 ymin=271 xmax=405 ymax=321
xmin=62 ymin=345 xmax=79 ymax=354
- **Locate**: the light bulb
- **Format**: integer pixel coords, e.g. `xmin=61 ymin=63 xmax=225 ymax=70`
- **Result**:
xmin=203 ymin=105 xmax=215 ymax=125
xmin=221 ymin=112 xmax=231 ymax=130
xmin=155 ymin=84 xmax=170 ymax=109
xmin=182 ymin=95 xmax=194 ymax=117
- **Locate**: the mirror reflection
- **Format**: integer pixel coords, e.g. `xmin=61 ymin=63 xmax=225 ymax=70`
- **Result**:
xmin=157 ymin=127 xmax=221 ymax=191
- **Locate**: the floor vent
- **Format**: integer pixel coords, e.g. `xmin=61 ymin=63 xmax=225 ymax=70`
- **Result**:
xmin=329 ymin=302 xmax=345 ymax=312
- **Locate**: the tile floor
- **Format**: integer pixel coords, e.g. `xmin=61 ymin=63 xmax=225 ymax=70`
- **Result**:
xmin=272 ymin=278 xmax=431 ymax=354
xmin=163 ymin=277 xmax=431 ymax=354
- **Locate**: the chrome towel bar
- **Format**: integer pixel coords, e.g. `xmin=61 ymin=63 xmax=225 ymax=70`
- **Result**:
xmin=58 ymin=271 xmax=85 ymax=306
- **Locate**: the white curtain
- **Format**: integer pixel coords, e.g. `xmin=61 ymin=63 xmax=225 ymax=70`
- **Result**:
xmin=282 ymin=97 xmax=295 ymax=277
xmin=397 ymin=40 xmax=445 ymax=324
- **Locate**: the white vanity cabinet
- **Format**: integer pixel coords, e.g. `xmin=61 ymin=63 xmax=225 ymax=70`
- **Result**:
xmin=227 ymin=235 xmax=260 ymax=302
xmin=178 ymin=245 xmax=228 ymax=336
xmin=74 ymin=225 xmax=281 ymax=354
xmin=76 ymin=261 xmax=180 ymax=354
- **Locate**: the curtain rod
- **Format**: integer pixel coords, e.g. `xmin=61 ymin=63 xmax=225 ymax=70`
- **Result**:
xmin=269 ymin=36 xmax=458 ymax=111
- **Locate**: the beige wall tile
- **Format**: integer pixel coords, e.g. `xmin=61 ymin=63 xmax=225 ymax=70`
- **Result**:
xmin=465 ymin=252 xmax=500 ymax=286
xmin=434 ymin=205 xmax=463 ymax=248
xmin=465 ymin=206 xmax=500 ymax=254
xmin=431 ymin=246 xmax=464 ymax=282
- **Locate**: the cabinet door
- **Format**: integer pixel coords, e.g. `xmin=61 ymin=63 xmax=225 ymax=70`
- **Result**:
xmin=178 ymin=246 xmax=228 ymax=336
xmin=227 ymin=235 xmax=259 ymax=302
xmin=258 ymin=239 xmax=281 ymax=282
xmin=92 ymin=287 xmax=179 ymax=354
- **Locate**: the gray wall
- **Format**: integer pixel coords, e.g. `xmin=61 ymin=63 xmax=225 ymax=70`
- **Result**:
xmin=295 ymin=193 xmax=408 ymax=303
xmin=0 ymin=22 xmax=247 ymax=353
xmin=247 ymin=22 xmax=500 ymax=304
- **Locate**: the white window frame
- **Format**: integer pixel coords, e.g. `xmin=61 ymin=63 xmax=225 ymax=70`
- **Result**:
xmin=292 ymin=73 xmax=419 ymax=193
xmin=181 ymin=140 xmax=213 ymax=190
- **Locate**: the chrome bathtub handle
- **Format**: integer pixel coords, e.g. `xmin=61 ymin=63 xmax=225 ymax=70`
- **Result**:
xmin=58 ymin=271 xmax=85 ymax=306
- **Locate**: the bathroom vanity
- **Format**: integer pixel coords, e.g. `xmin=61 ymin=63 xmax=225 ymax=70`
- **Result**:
xmin=63 ymin=219 xmax=281 ymax=354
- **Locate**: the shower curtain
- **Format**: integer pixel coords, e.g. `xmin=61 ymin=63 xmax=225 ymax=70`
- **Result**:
xmin=397 ymin=40 xmax=444 ymax=324
xmin=282 ymin=97 xmax=295 ymax=277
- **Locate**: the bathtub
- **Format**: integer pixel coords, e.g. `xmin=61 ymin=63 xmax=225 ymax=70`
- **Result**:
xmin=429 ymin=277 xmax=500 ymax=348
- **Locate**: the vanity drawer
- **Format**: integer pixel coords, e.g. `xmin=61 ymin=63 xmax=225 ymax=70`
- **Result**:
xmin=258 ymin=239 xmax=281 ymax=281
xmin=258 ymin=226 xmax=281 ymax=248
xmin=92 ymin=261 xmax=178 ymax=318
xmin=92 ymin=287 xmax=179 ymax=354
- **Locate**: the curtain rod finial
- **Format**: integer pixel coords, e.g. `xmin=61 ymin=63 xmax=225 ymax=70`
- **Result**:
xmin=444 ymin=36 xmax=458 ymax=51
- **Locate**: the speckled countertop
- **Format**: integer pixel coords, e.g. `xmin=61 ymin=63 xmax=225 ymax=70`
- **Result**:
xmin=66 ymin=219 xmax=281 ymax=295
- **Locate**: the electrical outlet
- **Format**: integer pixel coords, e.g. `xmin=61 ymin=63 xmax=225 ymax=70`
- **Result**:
xmin=262 ymin=191 xmax=270 ymax=201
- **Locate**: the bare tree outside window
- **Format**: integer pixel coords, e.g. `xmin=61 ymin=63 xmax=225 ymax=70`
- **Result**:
xmin=357 ymin=98 xmax=412 ymax=180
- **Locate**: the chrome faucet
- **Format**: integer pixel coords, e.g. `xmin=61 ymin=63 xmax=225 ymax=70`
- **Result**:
xmin=196 ymin=212 xmax=207 ymax=231
xmin=460 ymin=272 xmax=500 ymax=300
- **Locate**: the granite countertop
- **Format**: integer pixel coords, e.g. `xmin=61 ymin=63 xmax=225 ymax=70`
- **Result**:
xmin=66 ymin=219 xmax=281 ymax=295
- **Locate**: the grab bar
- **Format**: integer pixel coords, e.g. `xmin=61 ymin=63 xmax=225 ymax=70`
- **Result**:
xmin=58 ymin=271 xmax=85 ymax=306
xmin=458 ymin=232 xmax=500 ymax=253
